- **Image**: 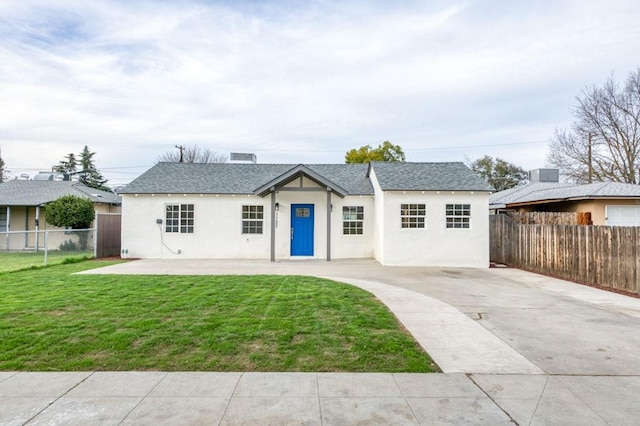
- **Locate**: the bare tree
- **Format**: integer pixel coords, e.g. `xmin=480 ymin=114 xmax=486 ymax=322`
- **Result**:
xmin=157 ymin=145 xmax=228 ymax=163
xmin=548 ymin=68 xmax=640 ymax=184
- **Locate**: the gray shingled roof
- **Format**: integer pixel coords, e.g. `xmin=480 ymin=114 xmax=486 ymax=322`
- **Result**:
xmin=368 ymin=162 xmax=495 ymax=191
xmin=121 ymin=163 xmax=375 ymax=195
xmin=490 ymin=181 xmax=640 ymax=208
xmin=122 ymin=162 xmax=493 ymax=195
xmin=0 ymin=181 xmax=121 ymax=206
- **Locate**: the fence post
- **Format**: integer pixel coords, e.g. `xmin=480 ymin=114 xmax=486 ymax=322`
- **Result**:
xmin=93 ymin=226 xmax=98 ymax=258
xmin=44 ymin=231 xmax=49 ymax=266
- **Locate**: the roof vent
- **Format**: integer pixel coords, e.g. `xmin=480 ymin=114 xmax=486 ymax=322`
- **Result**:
xmin=230 ymin=152 xmax=257 ymax=163
xmin=19 ymin=173 xmax=30 ymax=180
xmin=529 ymin=169 xmax=559 ymax=183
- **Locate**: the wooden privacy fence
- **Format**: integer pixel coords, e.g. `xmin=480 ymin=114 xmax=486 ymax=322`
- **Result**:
xmin=490 ymin=214 xmax=640 ymax=294
xmin=506 ymin=211 xmax=592 ymax=225
xmin=96 ymin=213 xmax=121 ymax=258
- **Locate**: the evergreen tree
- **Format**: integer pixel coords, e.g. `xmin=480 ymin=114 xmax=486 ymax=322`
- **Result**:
xmin=0 ymin=147 xmax=6 ymax=183
xmin=53 ymin=153 xmax=78 ymax=175
xmin=78 ymin=145 xmax=109 ymax=192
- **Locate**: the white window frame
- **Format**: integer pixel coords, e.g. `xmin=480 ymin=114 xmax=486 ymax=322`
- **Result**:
xmin=242 ymin=205 xmax=264 ymax=234
xmin=446 ymin=203 xmax=471 ymax=229
xmin=343 ymin=206 xmax=364 ymax=235
xmin=165 ymin=204 xmax=194 ymax=233
xmin=401 ymin=203 xmax=426 ymax=228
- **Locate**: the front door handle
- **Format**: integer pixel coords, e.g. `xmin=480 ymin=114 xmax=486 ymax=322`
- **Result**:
xmin=291 ymin=228 xmax=294 ymax=240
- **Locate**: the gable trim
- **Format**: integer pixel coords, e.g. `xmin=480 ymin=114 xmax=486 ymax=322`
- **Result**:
xmin=254 ymin=164 xmax=348 ymax=198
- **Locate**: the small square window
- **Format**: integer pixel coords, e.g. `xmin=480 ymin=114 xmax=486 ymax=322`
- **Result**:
xmin=242 ymin=205 xmax=264 ymax=234
xmin=446 ymin=204 xmax=471 ymax=229
xmin=343 ymin=206 xmax=364 ymax=235
xmin=166 ymin=204 xmax=194 ymax=233
xmin=401 ymin=203 xmax=426 ymax=228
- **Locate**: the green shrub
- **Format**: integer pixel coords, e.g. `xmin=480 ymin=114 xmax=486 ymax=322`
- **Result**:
xmin=59 ymin=240 xmax=79 ymax=252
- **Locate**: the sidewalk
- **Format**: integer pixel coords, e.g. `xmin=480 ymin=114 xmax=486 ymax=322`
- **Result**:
xmin=2 ymin=371 xmax=638 ymax=425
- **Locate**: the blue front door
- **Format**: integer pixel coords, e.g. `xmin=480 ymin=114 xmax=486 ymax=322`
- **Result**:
xmin=291 ymin=204 xmax=314 ymax=256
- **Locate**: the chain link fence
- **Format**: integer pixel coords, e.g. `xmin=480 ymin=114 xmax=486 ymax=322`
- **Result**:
xmin=0 ymin=229 xmax=96 ymax=272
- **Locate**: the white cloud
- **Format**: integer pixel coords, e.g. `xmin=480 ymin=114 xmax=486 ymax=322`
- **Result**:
xmin=1 ymin=0 xmax=639 ymax=184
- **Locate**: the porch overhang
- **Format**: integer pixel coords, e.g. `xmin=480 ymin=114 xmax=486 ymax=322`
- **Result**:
xmin=253 ymin=164 xmax=348 ymax=198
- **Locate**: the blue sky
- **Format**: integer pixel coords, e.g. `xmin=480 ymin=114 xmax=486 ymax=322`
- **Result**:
xmin=1 ymin=0 xmax=639 ymax=186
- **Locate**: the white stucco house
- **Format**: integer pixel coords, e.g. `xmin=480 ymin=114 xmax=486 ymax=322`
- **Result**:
xmin=120 ymin=161 xmax=494 ymax=267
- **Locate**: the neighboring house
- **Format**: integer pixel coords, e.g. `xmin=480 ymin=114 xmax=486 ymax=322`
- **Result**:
xmin=120 ymin=161 xmax=494 ymax=267
xmin=490 ymin=169 xmax=640 ymax=226
xmin=0 ymin=180 xmax=121 ymax=249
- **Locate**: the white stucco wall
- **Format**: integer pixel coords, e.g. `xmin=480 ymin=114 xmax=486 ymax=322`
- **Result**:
xmin=122 ymin=194 xmax=271 ymax=259
xmin=121 ymin=186 xmax=374 ymax=260
xmin=377 ymin=190 xmax=490 ymax=267
xmin=369 ymin=169 xmax=386 ymax=264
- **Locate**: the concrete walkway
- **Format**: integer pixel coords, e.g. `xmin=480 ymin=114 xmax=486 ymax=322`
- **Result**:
xmin=2 ymin=259 xmax=640 ymax=424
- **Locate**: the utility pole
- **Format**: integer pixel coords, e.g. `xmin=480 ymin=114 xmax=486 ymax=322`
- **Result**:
xmin=587 ymin=134 xmax=593 ymax=184
xmin=175 ymin=145 xmax=185 ymax=163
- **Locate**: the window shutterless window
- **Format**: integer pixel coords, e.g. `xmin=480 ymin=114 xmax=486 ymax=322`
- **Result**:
xmin=343 ymin=206 xmax=364 ymax=235
xmin=446 ymin=204 xmax=471 ymax=228
xmin=165 ymin=204 xmax=194 ymax=233
xmin=401 ymin=203 xmax=426 ymax=228
xmin=242 ymin=205 xmax=264 ymax=234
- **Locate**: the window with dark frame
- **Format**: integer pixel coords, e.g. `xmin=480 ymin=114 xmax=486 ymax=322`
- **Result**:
xmin=165 ymin=204 xmax=194 ymax=233
xmin=446 ymin=204 xmax=471 ymax=229
xmin=0 ymin=207 xmax=7 ymax=232
xmin=242 ymin=205 xmax=264 ymax=234
xmin=401 ymin=203 xmax=426 ymax=228
xmin=343 ymin=206 xmax=364 ymax=235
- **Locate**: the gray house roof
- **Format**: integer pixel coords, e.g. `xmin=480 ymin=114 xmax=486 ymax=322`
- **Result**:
xmin=490 ymin=181 xmax=640 ymax=209
xmin=122 ymin=162 xmax=493 ymax=195
xmin=0 ymin=181 xmax=121 ymax=206
xmin=368 ymin=162 xmax=495 ymax=191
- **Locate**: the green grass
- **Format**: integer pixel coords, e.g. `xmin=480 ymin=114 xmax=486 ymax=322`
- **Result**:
xmin=0 ymin=250 xmax=93 ymax=272
xmin=0 ymin=261 xmax=437 ymax=372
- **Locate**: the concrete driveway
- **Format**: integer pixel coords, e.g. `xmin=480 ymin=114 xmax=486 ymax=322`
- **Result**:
xmin=4 ymin=259 xmax=639 ymax=425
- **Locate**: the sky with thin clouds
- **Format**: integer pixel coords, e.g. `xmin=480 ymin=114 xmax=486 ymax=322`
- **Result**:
xmin=1 ymin=0 xmax=639 ymax=186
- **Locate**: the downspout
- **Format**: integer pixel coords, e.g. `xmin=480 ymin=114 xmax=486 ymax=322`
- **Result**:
xmin=326 ymin=189 xmax=332 ymax=261
xmin=270 ymin=188 xmax=276 ymax=262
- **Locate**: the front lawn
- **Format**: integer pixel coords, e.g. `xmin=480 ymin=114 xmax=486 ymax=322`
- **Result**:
xmin=0 ymin=261 xmax=437 ymax=372
xmin=0 ymin=250 xmax=93 ymax=272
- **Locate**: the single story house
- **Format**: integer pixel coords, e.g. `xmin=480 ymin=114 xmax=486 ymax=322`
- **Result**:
xmin=0 ymin=180 xmax=121 ymax=249
xmin=490 ymin=169 xmax=640 ymax=226
xmin=120 ymin=161 xmax=494 ymax=267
